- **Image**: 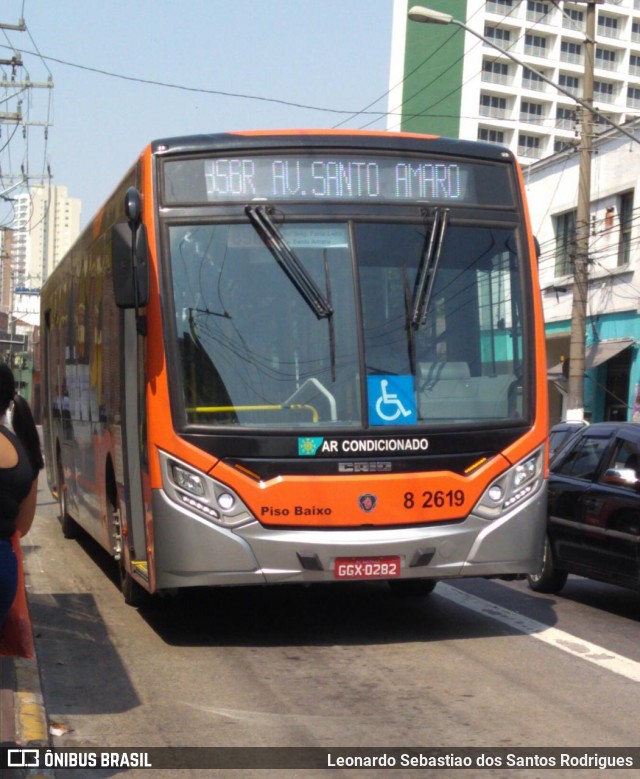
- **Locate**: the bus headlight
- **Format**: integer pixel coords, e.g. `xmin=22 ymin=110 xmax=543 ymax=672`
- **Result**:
xmin=474 ymin=447 xmax=544 ymax=521
xmin=159 ymin=450 xmax=254 ymax=528
xmin=171 ymin=464 xmax=205 ymax=497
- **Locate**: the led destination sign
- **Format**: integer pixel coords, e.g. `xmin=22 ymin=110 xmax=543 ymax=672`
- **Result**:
xmin=164 ymin=154 xmax=513 ymax=207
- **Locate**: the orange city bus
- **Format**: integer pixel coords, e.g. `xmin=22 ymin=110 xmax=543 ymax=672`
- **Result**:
xmin=41 ymin=130 xmax=548 ymax=605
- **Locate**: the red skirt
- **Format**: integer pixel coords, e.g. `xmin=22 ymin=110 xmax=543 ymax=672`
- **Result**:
xmin=0 ymin=532 xmax=34 ymax=659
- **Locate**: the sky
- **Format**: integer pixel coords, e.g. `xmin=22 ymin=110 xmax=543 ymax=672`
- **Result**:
xmin=0 ymin=0 xmax=395 ymax=228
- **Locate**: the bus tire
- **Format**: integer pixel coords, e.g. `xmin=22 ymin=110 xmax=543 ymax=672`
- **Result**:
xmin=388 ymin=579 xmax=437 ymax=597
xmin=119 ymin=565 xmax=149 ymax=608
xmin=527 ymin=534 xmax=568 ymax=593
xmin=57 ymin=456 xmax=78 ymax=540
xmin=106 ymin=477 xmax=149 ymax=609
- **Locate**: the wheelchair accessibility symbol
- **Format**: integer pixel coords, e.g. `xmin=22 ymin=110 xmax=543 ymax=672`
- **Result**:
xmin=368 ymin=375 xmax=417 ymax=426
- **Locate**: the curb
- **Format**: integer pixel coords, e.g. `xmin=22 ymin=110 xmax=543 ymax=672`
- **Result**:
xmin=14 ymin=657 xmax=49 ymax=747
xmin=1 ymin=654 xmax=53 ymax=778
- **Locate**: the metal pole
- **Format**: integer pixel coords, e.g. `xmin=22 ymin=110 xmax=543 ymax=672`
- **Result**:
xmin=566 ymin=1 xmax=596 ymax=421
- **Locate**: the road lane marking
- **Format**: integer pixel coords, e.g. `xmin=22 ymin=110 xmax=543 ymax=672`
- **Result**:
xmin=439 ymin=583 xmax=640 ymax=683
xmin=184 ymin=703 xmax=370 ymax=723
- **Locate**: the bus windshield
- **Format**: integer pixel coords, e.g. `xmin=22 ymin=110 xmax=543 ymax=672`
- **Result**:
xmin=168 ymin=218 xmax=526 ymax=429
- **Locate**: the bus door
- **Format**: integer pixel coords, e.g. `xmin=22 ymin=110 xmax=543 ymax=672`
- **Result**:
xmin=118 ymin=305 xmax=149 ymax=583
xmin=111 ymin=188 xmax=151 ymax=590
xmin=42 ymin=311 xmax=58 ymax=480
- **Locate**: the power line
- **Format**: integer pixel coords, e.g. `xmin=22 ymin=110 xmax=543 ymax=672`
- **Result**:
xmin=0 ymin=43 xmax=401 ymax=118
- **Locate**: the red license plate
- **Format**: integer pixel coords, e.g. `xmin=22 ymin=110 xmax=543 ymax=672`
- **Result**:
xmin=334 ymin=556 xmax=401 ymax=580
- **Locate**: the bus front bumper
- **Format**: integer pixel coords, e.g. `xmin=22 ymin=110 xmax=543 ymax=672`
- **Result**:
xmin=151 ymin=482 xmax=546 ymax=591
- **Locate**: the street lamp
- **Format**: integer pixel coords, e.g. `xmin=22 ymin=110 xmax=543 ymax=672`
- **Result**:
xmin=408 ymin=3 xmax=629 ymax=421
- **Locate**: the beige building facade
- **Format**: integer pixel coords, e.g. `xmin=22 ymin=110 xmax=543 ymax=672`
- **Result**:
xmin=12 ymin=184 xmax=81 ymax=291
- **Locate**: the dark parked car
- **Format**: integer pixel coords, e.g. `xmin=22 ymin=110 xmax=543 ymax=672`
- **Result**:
xmin=548 ymin=420 xmax=589 ymax=461
xmin=529 ymin=422 xmax=640 ymax=594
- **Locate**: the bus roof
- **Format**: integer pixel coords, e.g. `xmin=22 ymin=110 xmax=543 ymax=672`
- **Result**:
xmin=148 ymin=130 xmax=515 ymax=163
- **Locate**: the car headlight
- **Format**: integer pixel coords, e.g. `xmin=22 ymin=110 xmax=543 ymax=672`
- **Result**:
xmin=474 ymin=446 xmax=544 ymax=520
xmin=159 ymin=450 xmax=254 ymax=528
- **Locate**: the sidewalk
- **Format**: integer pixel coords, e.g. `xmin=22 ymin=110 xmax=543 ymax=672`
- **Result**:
xmin=0 ymin=654 xmax=53 ymax=778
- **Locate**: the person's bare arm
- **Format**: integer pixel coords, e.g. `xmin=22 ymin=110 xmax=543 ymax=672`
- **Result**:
xmin=15 ymin=478 xmax=38 ymax=537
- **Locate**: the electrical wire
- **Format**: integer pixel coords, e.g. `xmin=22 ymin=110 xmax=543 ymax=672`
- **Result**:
xmin=0 ymin=42 xmax=399 ymax=119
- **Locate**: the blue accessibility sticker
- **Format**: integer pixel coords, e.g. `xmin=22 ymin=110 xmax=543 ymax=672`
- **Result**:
xmin=368 ymin=375 xmax=416 ymax=426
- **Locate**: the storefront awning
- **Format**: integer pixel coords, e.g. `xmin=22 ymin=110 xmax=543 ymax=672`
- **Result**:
xmin=548 ymin=337 xmax=635 ymax=382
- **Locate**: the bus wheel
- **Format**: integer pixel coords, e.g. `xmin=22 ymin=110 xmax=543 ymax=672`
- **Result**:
xmin=119 ymin=565 xmax=149 ymax=608
xmin=527 ymin=535 xmax=568 ymax=594
xmin=57 ymin=457 xmax=78 ymax=539
xmin=388 ymin=579 xmax=437 ymax=597
xmin=107 ymin=490 xmax=149 ymax=608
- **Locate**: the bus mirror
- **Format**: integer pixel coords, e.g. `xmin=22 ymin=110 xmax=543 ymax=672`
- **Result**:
xmin=111 ymin=221 xmax=150 ymax=309
xmin=534 ymin=236 xmax=541 ymax=261
xmin=125 ymin=186 xmax=142 ymax=226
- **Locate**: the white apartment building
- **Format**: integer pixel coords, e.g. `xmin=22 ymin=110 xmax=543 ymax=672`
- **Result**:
xmin=389 ymin=0 xmax=640 ymax=165
xmin=12 ymin=184 xmax=81 ymax=291
xmin=525 ymin=119 xmax=640 ymax=423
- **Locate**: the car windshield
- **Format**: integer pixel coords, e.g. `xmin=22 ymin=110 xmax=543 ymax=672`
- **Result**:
xmin=168 ymin=220 xmax=527 ymax=429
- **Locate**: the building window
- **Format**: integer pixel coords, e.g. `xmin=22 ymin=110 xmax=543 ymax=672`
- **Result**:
xmin=524 ymin=33 xmax=548 ymax=57
xmin=480 ymin=93 xmax=508 ymax=119
xmin=556 ymin=106 xmax=575 ymax=130
xmin=555 ymin=210 xmax=576 ymax=277
xmin=482 ymin=59 xmax=510 ymax=85
xmin=594 ymin=112 xmax=613 ymax=129
xmin=618 ymin=191 xmax=634 ymax=266
xmin=633 ymin=21 xmax=640 ymax=43
xmin=594 ymin=80 xmax=615 ymax=103
xmin=595 ymin=47 xmax=617 ymax=70
xmin=526 ymin=1 xmax=550 ymax=22
xmin=630 ymin=54 xmax=640 ymax=76
xmin=522 ymin=66 xmax=546 ymax=91
xmin=597 ymin=14 xmax=620 ymax=39
xmin=563 ymin=6 xmax=584 ymax=32
xmin=520 ymin=100 xmax=544 ymax=123
xmin=486 ymin=0 xmax=515 ymax=11
xmin=478 ymin=128 xmax=505 ymax=144
xmin=484 ymin=25 xmax=512 ymax=49
xmin=554 ymin=139 xmax=575 ymax=153
xmin=627 ymin=86 xmax=640 ymax=108
xmin=560 ymin=40 xmax=583 ymax=65
xmin=518 ymin=133 xmax=542 ymax=159
xmin=559 ymin=73 xmax=580 ymax=95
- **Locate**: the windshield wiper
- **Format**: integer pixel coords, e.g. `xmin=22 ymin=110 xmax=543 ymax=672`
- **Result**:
xmin=403 ymin=264 xmax=416 ymax=376
xmin=411 ymin=207 xmax=449 ymax=329
xmin=245 ymin=205 xmax=333 ymax=320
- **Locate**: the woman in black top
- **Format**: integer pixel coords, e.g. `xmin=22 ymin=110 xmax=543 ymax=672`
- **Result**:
xmin=0 ymin=361 xmax=44 ymax=634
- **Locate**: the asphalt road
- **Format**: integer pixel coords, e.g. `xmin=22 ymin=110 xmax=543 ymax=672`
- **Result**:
xmin=20 ymin=473 xmax=640 ymax=778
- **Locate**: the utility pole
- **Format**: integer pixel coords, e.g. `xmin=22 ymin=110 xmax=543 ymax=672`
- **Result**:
xmin=565 ymin=1 xmax=596 ymax=422
xmin=0 ymin=15 xmax=53 ymax=403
